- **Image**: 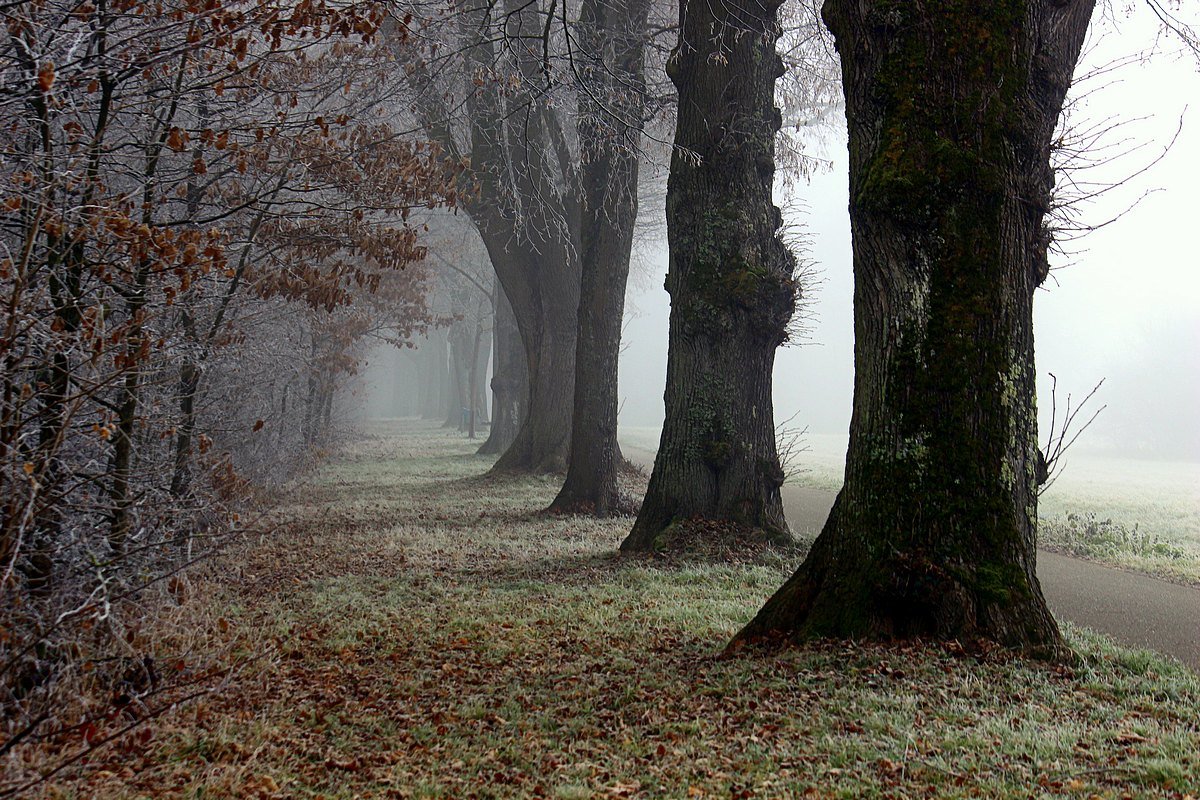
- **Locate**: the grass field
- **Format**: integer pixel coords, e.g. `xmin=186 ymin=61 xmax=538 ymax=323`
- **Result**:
xmin=1037 ymin=456 xmax=1200 ymax=583
xmin=29 ymin=419 xmax=1200 ymax=799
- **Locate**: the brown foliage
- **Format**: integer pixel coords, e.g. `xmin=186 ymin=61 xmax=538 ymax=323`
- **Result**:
xmin=0 ymin=0 xmax=454 ymax=789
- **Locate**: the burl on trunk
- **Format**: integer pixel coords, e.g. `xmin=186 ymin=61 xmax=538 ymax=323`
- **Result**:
xmin=621 ymin=0 xmax=797 ymax=551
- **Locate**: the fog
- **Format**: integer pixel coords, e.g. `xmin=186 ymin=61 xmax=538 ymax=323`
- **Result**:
xmin=619 ymin=10 xmax=1200 ymax=464
xmin=358 ymin=9 xmax=1199 ymax=465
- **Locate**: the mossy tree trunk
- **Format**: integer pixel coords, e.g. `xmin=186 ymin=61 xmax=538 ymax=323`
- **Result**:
xmin=620 ymin=0 xmax=796 ymax=550
xmin=549 ymin=0 xmax=651 ymax=515
xmin=733 ymin=0 xmax=1095 ymax=652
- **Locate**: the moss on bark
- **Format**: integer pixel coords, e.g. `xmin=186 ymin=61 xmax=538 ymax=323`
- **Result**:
xmin=621 ymin=0 xmax=796 ymax=553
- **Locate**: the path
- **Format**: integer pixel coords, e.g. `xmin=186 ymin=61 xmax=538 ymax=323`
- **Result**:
xmin=623 ymin=444 xmax=1200 ymax=670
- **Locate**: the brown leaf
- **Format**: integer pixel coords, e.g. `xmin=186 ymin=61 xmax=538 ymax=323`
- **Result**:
xmin=1112 ymin=732 xmax=1150 ymax=745
xmin=37 ymin=62 xmax=55 ymax=93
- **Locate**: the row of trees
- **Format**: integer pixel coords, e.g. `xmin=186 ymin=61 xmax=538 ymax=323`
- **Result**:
xmin=397 ymin=0 xmax=837 ymax=516
xmin=4 ymin=0 xmax=1194 ymax=782
xmin=419 ymin=0 xmax=1172 ymax=657
xmin=355 ymin=0 xmax=1180 ymax=656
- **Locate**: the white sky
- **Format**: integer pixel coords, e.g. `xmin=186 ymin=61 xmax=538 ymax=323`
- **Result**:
xmin=618 ymin=5 xmax=1200 ymax=462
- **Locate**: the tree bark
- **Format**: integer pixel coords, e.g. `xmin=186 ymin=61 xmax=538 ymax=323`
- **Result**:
xmin=550 ymin=0 xmax=651 ymax=515
xmin=733 ymin=0 xmax=1095 ymax=654
xmin=478 ymin=278 xmax=527 ymax=455
xmin=620 ymin=0 xmax=796 ymax=550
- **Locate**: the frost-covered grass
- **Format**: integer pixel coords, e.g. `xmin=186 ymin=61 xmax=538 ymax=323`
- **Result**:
xmin=46 ymin=419 xmax=1200 ymax=799
xmin=1038 ymin=456 xmax=1200 ymax=583
xmin=1039 ymin=455 xmax=1200 ymax=545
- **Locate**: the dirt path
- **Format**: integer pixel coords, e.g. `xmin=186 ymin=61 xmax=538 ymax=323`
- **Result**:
xmin=624 ymin=444 xmax=1200 ymax=670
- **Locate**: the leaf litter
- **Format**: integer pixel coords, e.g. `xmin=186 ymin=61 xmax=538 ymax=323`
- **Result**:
xmin=37 ymin=420 xmax=1200 ymax=799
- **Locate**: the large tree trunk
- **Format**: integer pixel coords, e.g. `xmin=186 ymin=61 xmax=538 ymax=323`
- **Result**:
xmin=620 ymin=0 xmax=796 ymax=550
xmin=478 ymin=278 xmax=526 ymax=455
xmin=734 ymin=0 xmax=1095 ymax=654
xmin=549 ymin=0 xmax=651 ymax=515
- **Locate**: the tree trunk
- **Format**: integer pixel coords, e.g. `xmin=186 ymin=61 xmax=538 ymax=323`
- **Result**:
xmin=108 ymin=281 xmax=148 ymax=553
xmin=549 ymin=0 xmax=650 ymax=516
xmin=478 ymin=278 xmax=527 ymax=455
xmin=620 ymin=0 xmax=796 ymax=550
xmin=457 ymin=0 xmax=581 ymax=473
xmin=444 ymin=322 xmax=471 ymax=429
xmin=472 ymin=323 xmax=491 ymax=427
xmin=420 ymin=329 xmax=448 ymax=420
xmin=303 ymin=338 xmax=321 ymax=445
xmin=481 ymin=237 xmax=579 ymax=473
xmin=171 ymin=312 xmax=200 ymax=498
xmin=733 ymin=0 xmax=1095 ymax=654
xmin=467 ymin=322 xmax=483 ymax=438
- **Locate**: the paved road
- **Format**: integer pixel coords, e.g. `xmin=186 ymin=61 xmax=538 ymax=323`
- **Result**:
xmin=625 ymin=444 xmax=1200 ymax=670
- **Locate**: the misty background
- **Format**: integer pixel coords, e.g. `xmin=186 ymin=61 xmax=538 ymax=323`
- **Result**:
xmin=363 ymin=8 xmax=1199 ymax=466
xmin=618 ymin=10 xmax=1200 ymax=466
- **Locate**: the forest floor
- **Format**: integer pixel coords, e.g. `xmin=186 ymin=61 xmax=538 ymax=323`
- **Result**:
xmin=36 ymin=420 xmax=1200 ymax=799
xmin=619 ymin=445 xmax=1200 ymax=670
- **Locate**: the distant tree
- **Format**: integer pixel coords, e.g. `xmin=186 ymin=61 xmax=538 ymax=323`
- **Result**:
xmin=400 ymin=0 xmax=581 ymax=472
xmin=477 ymin=277 xmax=527 ymax=455
xmin=733 ymin=0 xmax=1096 ymax=653
xmin=549 ymin=0 xmax=653 ymax=515
xmin=620 ymin=0 xmax=798 ymax=550
xmin=401 ymin=0 xmax=679 ymax=479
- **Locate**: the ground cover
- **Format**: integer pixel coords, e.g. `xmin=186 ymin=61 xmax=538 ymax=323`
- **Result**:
xmin=31 ymin=421 xmax=1200 ymax=799
xmin=1038 ymin=458 xmax=1200 ymax=585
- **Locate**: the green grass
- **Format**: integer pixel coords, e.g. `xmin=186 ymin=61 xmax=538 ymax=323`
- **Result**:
xmin=55 ymin=420 xmax=1200 ymax=799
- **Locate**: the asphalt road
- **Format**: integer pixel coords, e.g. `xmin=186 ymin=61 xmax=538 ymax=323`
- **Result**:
xmin=625 ymin=444 xmax=1200 ymax=670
